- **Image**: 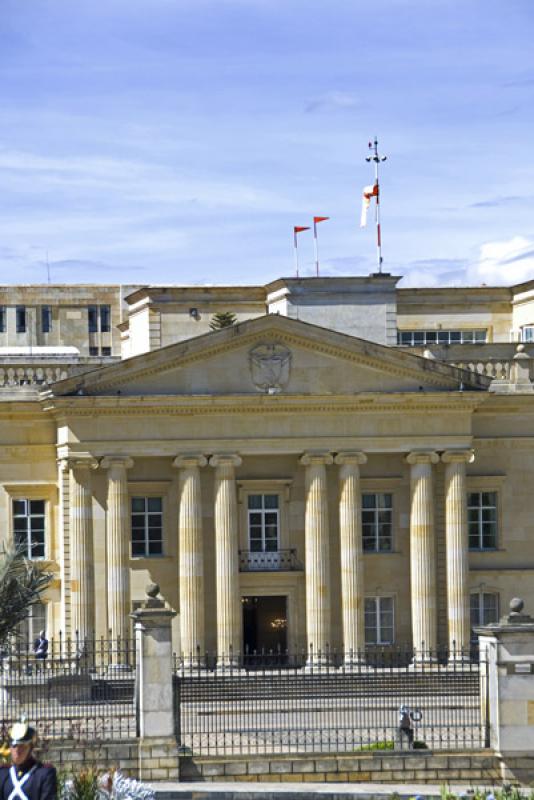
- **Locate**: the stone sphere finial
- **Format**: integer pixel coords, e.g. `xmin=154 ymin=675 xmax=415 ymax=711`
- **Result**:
xmin=146 ymin=583 xmax=160 ymax=599
xmin=516 ymin=344 xmax=526 ymax=354
xmin=510 ymin=597 xmax=524 ymax=614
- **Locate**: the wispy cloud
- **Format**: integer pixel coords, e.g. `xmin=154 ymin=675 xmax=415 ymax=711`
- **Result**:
xmin=468 ymin=236 xmax=534 ymax=285
xmin=304 ymin=91 xmax=361 ymax=114
xmin=469 ymin=195 xmax=525 ymax=208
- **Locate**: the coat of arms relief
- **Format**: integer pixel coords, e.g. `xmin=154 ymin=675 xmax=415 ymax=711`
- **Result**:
xmin=248 ymin=342 xmax=292 ymax=393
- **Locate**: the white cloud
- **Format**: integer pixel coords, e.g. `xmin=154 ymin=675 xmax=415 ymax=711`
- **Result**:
xmin=305 ymin=91 xmax=361 ymax=113
xmin=468 ymin=236 xmax=534 ymax=285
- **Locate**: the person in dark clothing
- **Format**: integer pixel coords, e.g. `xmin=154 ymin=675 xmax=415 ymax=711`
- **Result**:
xmin=33 ymin=632 xmax=48 ymax=661
xmin=0 ymin=721 xmax=56 ymax=800
xmin=398 ymin=704 xmax=414 ymax=748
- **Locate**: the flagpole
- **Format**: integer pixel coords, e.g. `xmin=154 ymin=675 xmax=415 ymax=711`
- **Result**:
xmin=366 ymin=137 xmax=387 ymax=274
xmin=294 ymin=229 xmax=299 ymax=278
xmin=313 ymin=219 xmax=319 ymax=276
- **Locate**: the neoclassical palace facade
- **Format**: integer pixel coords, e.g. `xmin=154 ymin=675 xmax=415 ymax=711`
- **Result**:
xmin=2 ymin=274 xmax=534 ymax=658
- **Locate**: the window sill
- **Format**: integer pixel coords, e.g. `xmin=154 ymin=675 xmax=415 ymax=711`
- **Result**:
xmin=363 ymin=550 xmax=400 ymax=556
xmin=130 ymin=554 xmax=169 ymax=561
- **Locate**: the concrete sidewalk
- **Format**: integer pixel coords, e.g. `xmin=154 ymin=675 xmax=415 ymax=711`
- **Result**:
xmin=150 ymin=780 xmax=491 ymax=799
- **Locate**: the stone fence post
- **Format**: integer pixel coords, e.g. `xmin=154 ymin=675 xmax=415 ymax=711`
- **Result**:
xmin=130 ymin=583 xmax=180 ymax=781
xmin=475 ymin=598 xmax=534 ymax=786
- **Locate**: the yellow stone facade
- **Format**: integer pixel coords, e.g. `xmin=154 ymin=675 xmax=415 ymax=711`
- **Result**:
xmin=2 ymin=275 xmax=534 ymax=657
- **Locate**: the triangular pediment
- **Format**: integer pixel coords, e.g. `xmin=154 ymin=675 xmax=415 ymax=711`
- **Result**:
xmin=48 ymin=315 xmax=490 ymax=398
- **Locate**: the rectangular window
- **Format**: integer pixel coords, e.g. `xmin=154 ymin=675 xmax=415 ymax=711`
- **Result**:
xmin=41 ymin=305 xmax=52 ymax=333
xmin=131 ymin=497 xmax=163 ymax=557
xmin=89 ymin=346 xmax=99 ymax=356
xmin=362 ymin=493 xmax=393 ymax=552
xmin=247 ymin=494 xmax=279 ymax=552
xmin=470 ymin=592 xmax=499 ymax=628
xmin=101 ymin=346 xmax=112 ymax=356
xmin=468 ymin=491 xmax=498 ymax=550
xmin=0 ymin=306 xmax=5 ymax=333
xmin=18 ymin=601 xmax=47 ymax=644
xmin=88 ymin=305 xmax=98 ymax=333
xmin=397 ymin=329 xmax=487 ymax=346
xmin=13 ymin=499 xmax=46 ymax=559
xmin=521 ymin=326 xmax=534 ymax=343
xmin=100 ymin=305 xmax=111 ymax=333
xmin=364 ymin=596 xmax=394 ymax=645
xmin=16 ymin=306 xmax=26 ymax=333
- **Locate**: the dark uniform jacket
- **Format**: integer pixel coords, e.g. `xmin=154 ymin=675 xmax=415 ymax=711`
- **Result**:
xmin=0 ymin=760 xmax=57 ymax=800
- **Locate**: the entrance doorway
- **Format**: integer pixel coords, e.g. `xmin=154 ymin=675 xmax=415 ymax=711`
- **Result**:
xmin=242 ymin=595 xmax=288 ymax=665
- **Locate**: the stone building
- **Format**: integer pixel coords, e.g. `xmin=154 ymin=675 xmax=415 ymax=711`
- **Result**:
xmin=3 ymin=273 xmax=534 ymax=659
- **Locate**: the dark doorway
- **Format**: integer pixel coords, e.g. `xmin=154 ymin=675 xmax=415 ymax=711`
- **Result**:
xmin=242 ymin=595 xmax=288 ymax=666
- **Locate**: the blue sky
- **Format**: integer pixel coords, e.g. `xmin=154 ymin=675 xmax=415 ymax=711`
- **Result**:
xmin=0 ymin=0 xmax=533 ymax=287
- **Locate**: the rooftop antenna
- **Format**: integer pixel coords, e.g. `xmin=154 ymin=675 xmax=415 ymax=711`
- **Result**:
xmin=365 ymin=137 xmax=387 ymax=274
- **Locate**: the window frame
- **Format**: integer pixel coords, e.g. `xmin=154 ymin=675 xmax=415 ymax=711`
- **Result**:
xmin=466 ymin=476 xmax=504 ymax=552
xmin=247 ymin=493 xmax=280 ymax=553
xmin=470 ymin=589 xmax=499 ymax=629
xmin=362 ymin=491 xmax=393 ymax=553
xmin=397 ymin=329 xmax=487 ymax=346
xmin=131 ymin=496 xmax=164 ymax=558
xmin=364 ymin=595 xmax=395 ymax=646
xmin=238 ymin=479 xmax=292 ymax=553
xmin=128 ymin=481 xmax=171 ymax=560
xmin=99 ymin=305 xmax=111 ymax=333
xmin=520 ymin=325 xmax=534 ymax=343
xmin=0 ymin=306 xmax=5 ymax=333
xmin=467 ymin=490 xmax=498 ymax=551
xmin=4 ymin=484 xmax=57 ymax=562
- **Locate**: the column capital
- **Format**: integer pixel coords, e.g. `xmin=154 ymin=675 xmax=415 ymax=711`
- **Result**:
xmin=406 ymin=450 xmax=439 ymax=466
xmin=441 ymin=449 xmax=475 ymax=465
xmin=173 ymin=454 xmax=208 ymax=469
xmin=334 ymin=451 xmax=367 ymax=467
xmin=59 ymin=453 xmax=99 ymax=472
xmin=300 ymin=451 xmax=334 ymax=467
xmin=101 ymin=455 xmax=135 ymax=471
xmin=209 ymin=453 xmax=242 ymax=469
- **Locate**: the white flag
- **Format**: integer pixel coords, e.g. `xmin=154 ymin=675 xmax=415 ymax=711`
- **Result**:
xmin=360 ymin=183 xmax=378 ymax=227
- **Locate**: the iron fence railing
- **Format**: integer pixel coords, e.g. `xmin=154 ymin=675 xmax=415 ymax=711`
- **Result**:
xmin=173 ymin=646 xmax=488 ymax=757
xmin=0 ymin=635 xmax=136 ymax=742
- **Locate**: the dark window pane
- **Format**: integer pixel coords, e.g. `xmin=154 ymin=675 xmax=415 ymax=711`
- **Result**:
xmin=30 ymin=500 xmax=45 ymax=515
xmin=41 ymin=306 xmax=51 ymax=333
xmin=132 ymin=542 xmax=145 ymax=557
xmin=100 ymin=305 xmax=111 ymax=332
xmin=425 ymin=331 xmax=437 ymax=343
xmin=88 ymin=306 xmax=98 ymax=333
xmin=147 ymin=497 xmax=162 ymax=512
xmin=362 ymin=494 xmax=375 ymax=509
xmin=438 ymin=331 xmax=449 ymax=344
xmin=264 ymin=495 xmax=279 ymax=509
xmin=148 ymin=540 xmax=163 ymax=556
xmin=0 ymin=306 xmax=5 ymax=333
xmin=13 ymin=499 xmax=26 ymax=516
xmin=248 ymin=495 xmax=262 ymax=509
xmin=14 ymin=518 xmax=27 ymax=532
xmin=131 ymin=529 xmax=145 ymax=541
xmin=482 ymin=492 xmax=496 ymax=507
xmin=101 ymin=346 xmax=111 ymax=356
xmin=467 ymin=492 xmax=479 ymax=506
xmin=131 ymin=497 xmax=145 ymax=512
xmin=89 ymin=346 xmax=99 ymax=356
xmin=16 ymin=306 xmax=26 ymax=333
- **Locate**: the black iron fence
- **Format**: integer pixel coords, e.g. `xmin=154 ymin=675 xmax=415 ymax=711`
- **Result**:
xmin=0 ymin=635 xmax=136 ymax=742
xmin=173 ymin=646 xmax=488 ymax=756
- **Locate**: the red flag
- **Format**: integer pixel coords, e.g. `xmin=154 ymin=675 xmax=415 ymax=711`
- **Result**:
xmin=313 ymin=216 xmax=329 ymax=224
xmin=294 ymin=226 xmax=310 ymax=234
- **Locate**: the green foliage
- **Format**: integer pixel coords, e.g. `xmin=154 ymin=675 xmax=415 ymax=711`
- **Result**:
xmin=359 ymin=740 xmax=395 ymax=750
xmin=0 ymin=545 xmax=52 ymax=646
xmin=66 ymin=769 xmax=99 ymax=800
xmin=413 ymin=739 xmax=428 ymax=749
xmin=209 ymin=311 xmax=237 ymax=330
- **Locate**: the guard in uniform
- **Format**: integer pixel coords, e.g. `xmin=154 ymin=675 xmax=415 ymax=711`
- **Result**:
xmin=0 ymin=722 xmax=56 ymax=800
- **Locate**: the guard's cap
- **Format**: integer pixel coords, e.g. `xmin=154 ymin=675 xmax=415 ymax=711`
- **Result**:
xmin=9 ymin=721 xmax=36 ymax=746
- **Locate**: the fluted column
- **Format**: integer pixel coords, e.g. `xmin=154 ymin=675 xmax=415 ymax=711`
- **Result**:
xmin=442 ymin=450 xmax=475 ymax=658
xmin=335 ymin=451 xmax=367 ymax=663
xmin=173 ymin=454 xmax=207 ymax=664
xmin=406 ymin=451 xmax=439 ymax=658
xmin=209 ymin=454 xmax=242 ymax=667
xmin=101 ymin=456 xmax=134 ymax=641
xmin=61 ymin=454 xmax=98 ymax=643
xmin=300 ymin=452 xmax=333 ymax=664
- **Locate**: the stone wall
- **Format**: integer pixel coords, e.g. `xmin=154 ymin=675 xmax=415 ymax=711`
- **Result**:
xmin=39 ymin=738 xmax=180 ymax=782
xmin=179 ymin=751 xmax=503 ymax=785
